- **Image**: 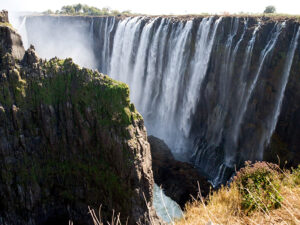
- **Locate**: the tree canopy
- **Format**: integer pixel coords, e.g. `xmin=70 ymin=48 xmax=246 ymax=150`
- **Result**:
xmin=43 ymin=4 xmax=136 ymax=16
xmin=264 ymin=5 xmax=276 ymax=14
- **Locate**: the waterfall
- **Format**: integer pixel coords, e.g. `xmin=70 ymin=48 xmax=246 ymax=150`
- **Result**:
xmin=18 ymin=16 xmax=29 ymax=49
xmin=21 ymin=15 xmax=300 ymax=186
xmin=237 ymin=22 xmax=284 ymax=160
xmin=181 ymin=17 xmax=221 ymax=139
xmin=266 ymin=26 xmax=300 ymax=146
xmin=110 ymin=17 xmax=224 ymax=159
xmin=230 ymin=24 xmax=260 ymax=155
xmin=101 ymin=17 xmax=115 ymax=74
xmin=17 ymin=15 xmax=97 ymax=68
xmin=90 ymin=17 xmax=94 ymax=45
xmin=109 ymin=17 xmax=298 ymax=185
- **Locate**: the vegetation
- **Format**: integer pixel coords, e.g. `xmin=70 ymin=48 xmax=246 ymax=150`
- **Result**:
xmin=0 ymin=22 xmax=12 ymax=28
xmin=81 ymin=161 xmax=300 ymax=225
xmin=0 ymin=55 xmax=141 ymax=127
xmin=234 ymin=161 xmax=282 ymax=212
xmin=0 ymin=50 xmax=143 ymax=222
xmin=264 ymin=5 xmax=276 ymax=14
xmin=43 ymin=3 xmax=138 ymax=16
xmin=175 ymin=162 xmax=300 ymax=225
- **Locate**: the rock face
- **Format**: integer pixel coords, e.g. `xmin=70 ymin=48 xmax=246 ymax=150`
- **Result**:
xmin=0 ymin=12 xmax=25 ymax=60
xmin=0 ymin=12 xmax=160 ymax=225
xmin=149 ymin=136 xmax=211 ymax=208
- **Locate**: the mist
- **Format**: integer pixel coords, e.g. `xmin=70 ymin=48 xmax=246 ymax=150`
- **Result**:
xmin=11 ymin=14 xmax=97 ymax=69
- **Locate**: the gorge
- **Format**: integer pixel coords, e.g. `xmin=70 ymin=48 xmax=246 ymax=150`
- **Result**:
xmin=16 ymin=14 xmax=300 ymax=186
xmin=0 ymin=11 xmax=161 ymax=224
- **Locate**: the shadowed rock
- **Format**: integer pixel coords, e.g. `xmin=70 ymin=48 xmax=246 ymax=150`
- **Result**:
xmin=149 ymin=135 xmax=211 ymax=208
xmin=0 ymin=11 xmax=161 ymax=225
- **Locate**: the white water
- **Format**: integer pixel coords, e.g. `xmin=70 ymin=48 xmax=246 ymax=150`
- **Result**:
xmin=153 ymin=184 xmax=182 ymax=223
xmin=266 ymin=26 xmax=300 ymax=146
xmin=239 ymin=22 xmax=284 ymax=160
xmin=110 ymin=17 xmax=222 ymax=159
xmin=14 ymin=15 xmax=97 ymax=68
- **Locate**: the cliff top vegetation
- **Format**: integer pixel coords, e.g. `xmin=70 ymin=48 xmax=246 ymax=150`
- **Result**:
xmin=43 ymin=3 xmax=140 ymax=16
xmin=40 ymin=3 xmax=300 ymax=22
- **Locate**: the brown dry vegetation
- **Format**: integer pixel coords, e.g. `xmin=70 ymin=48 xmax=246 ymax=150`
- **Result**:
xmin=175 ymin=163 xmax=300 ymax=225
xmin=82 ymin=162 xmax=300 ymax=225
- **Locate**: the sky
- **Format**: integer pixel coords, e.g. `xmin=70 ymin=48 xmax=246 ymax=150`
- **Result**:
xmin=1 ymin=0 xmax=300 ymax=15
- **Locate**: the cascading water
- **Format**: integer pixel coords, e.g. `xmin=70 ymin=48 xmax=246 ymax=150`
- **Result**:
xmin=265 ymin=26 xmax=300 ymax=145
xmin=110 ymin=17 xmax=223 ymax=160
xmin=17 ymin=16 xmax=29 ymax=49
xmin=17 ymin=15 xmax=300 ymax=187
xmin=237 ymin=22 xmax=284 ymax=160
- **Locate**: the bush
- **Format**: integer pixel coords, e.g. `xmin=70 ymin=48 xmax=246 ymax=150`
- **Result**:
xmin=234 ymin=161 xmax=282 ymax=213
xmin=176 ymin=162 xmax=300 ymax=225
xmin=264 ymin=5 xmax=276 ymax=14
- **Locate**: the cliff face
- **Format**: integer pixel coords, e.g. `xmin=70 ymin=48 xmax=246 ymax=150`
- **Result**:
xmin=22 ymin=15 xmax=300 ymax=186
xmin=0 ymin=13 xmax=159 ymax=225
xmin=0 ymin=11 xmax=24 ymax=60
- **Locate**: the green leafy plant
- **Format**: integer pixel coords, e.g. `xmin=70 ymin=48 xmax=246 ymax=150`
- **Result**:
xmin=234 ymin=161 xmax=283 ymax=213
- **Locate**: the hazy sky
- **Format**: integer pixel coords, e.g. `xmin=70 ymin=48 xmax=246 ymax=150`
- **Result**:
xmin=2 ymin=0 xmax=300 ymax=15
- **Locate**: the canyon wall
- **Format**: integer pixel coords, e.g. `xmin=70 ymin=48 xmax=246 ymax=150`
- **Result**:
xmin=21 ymin=15 xmax=300 ymax=185
xmin=0 ymin=14 xmax=160 ymax=224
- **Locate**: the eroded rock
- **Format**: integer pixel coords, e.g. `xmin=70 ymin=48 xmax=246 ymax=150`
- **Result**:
xmin=149 ymin=135 xmax=211 ymax=208
xmin=0 ymin=11 xmax=161 ymax=225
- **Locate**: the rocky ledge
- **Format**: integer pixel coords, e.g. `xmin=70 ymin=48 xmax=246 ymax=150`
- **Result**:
xmin=0 ymin=11 xmax=160 ymax=225
xmin=149 ymin=136 xmax=211 ymax=208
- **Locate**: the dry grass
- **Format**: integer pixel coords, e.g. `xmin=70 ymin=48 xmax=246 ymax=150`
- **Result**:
xmin=176 ymin=165 xmax=300 ymax=225
xmin=69 ymin=163 xmax=299 ymax=225
xmin=69 ymin=206 xmax=124 ymax=225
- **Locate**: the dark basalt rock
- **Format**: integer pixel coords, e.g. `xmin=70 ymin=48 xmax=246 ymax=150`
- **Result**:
xmin=0 ymin=11 xmax=161 ymax=225
xmin=0 ymin=16 xmax=25 ymax=60
xmin=149 ymin=135 xmax=211 ymax=208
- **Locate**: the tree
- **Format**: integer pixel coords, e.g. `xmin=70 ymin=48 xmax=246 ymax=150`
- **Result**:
xmin=74 ymin=4 xmax=83 ymax=13
xmin=264 ymin=5 xmax=276 ymax=14
xmin=56 ymin=4 xmax=135 ymax=16
xmin=61 ymin=5 xmax=75 ymax=14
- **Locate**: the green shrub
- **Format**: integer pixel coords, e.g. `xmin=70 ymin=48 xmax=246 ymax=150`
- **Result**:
xmin=234 ymin=161 xmax=282 ymax=213
xmin=264 ymin=5 xmax=276 ymax=14
xmin=291 ymin=165 xmax=300 ymax=185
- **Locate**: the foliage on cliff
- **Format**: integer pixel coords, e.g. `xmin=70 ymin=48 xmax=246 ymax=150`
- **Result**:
xmin=175 ymin=162 xmax=300 ymax=225
xmin=43 ymin=3 xmax=138 ymax=16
